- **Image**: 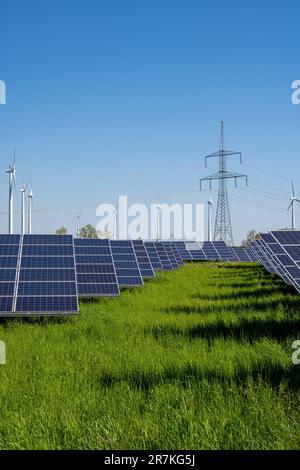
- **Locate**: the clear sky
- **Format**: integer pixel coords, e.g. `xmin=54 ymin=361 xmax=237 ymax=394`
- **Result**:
xmin=0 ymin=0 xmax=300 ymax=243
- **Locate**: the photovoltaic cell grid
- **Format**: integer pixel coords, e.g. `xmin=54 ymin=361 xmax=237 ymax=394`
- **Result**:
xmin=153 ymin=242 xmax=173 ymax=270
xmin=110 ymin=240 xmax=143 ymax=287
xmin=172 ymin=242 xmax=192 ymax=261
xmin=0 ymin=235 xmax=20 ymax=313
xmin=269 ymin=231 xmax=300 ymax=291
xmin=144 ymin=242 xmax=163 ymax=271
xmin=15 ymin=235 xmax=78 ymax=314
xmin=185 ymin=242 xmax=207 ymax=260
xmin=132 ymin=240 xmax=155 ymax=278
xmin=74 ymin=238 xmax=120 ymax=297
xmin=211 ymin=241 xmax=237 ymax=261
xmin=160 ymin=242 xmax=179 ymax=269
xmin=169 ymin=243 xmax=184 ymax=266
xmin=231 ymin=248 xmax=252 ymax=262
xmin=259 ymin=233 xmax=294 ymax=286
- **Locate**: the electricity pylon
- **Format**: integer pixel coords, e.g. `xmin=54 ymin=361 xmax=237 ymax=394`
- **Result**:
xmin=200 ymin=121 xmax=247 ymax=245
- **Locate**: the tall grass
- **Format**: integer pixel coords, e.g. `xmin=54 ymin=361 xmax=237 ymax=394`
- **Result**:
xmin=0 ymin=262 xmax=300 ymax=449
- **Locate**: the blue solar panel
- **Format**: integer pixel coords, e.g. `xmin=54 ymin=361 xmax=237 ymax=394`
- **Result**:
xmin=185 ymin=242 xmax=207 ymax=260
xmin=212 ymin=241 xmax=237 ymax=261
xmin=153 ymin=242 xmax=173 ymax=271
xmin=110 ymin=240 xmax=143 ymax=287
xmin=173 ymin=241 xmax=192 ymax=261
xmin=144 ymin=242 xmax=163 ymax=270
xmin=201 ymin=242 xmax=221 ymax=260
xmin=231 ymin=247 xmax=252 ymax=262
xmin=14 ymin=234 xmax=78 ymax=314
xmin=169 ymin=242 xmax=184 ymax=265
xmin=0 ymin=235 xmax=20 ymax=315
xmin=74 ymin=238 xmax=120 ymax=297
xmin=132 ymin=240 xmax=155 ymax=278
xmin=160 ymin=242 xmax=179 ymax=269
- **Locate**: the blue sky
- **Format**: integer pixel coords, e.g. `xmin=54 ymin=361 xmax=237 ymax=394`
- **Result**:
xmin=0 ymin=0 xmax=300 ymax=243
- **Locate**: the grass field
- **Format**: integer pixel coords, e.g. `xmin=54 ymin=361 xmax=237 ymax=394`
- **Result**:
xmin=0 ymin=261 xmax=300 ymax=450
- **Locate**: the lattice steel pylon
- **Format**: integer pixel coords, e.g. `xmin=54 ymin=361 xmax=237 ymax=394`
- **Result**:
xmin=200 ymin=121 xmax=247 ymax=245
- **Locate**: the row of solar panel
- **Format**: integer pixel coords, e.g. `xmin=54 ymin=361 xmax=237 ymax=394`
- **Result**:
xmin=247 ymin=231 xmax=300 ymax=293
xmin=0 ymin=235 xmax=255 ymax=316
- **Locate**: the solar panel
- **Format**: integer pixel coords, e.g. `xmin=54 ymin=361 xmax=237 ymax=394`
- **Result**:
xmin=0 ymin=235 xmax=20 ymax=315
xmin=160 ymin=242 xmax=179 ymax=269
xmin=74 ymin=238 xmax=120 ymax=297
xmin=169 ymin=242 xmax=184 ymax=266
xmin=185 ymin=242 xmax=207 ymax=260
xmin=153 ymin=242 xmax=173 ymax=270
xmin=259 ymin=233 xmax=294 ymax=286
xmin=132 ymin=240 xmax=155 ymax=278
xmin=144 ymin=242 xmax=163 ymax=271
xmin=110 ymin=240 xmax=143 ymax=287
xmin=15 ymin=234 xmax=78 ymax=315
xmin=201 ymin=242 xmax=221 ymax=260
xmin=172 ymin=241 xmax=192 ymax=261
xmin=268 ymin=231 xmax=300 ymax=291
xmin=212 ymin=241 xmax=237 ymax=261
xmin=231 ymin=247 xmax=251 ymax=262
xmin=249 ymin=240 xmax=276 ymax=274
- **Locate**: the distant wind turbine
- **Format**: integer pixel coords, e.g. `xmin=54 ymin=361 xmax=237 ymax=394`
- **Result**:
xmin=6 ymin=152 xmax=16 ymax=234
xmin=20 ymin=183 xmax=29 ymax=235
xmin=207 ymin=195 xmax=214 ymax=242
xmin=287 ymin=181 xmax=300 ymax=230
xmin=27 ymin=190 xmax=33 ymax=235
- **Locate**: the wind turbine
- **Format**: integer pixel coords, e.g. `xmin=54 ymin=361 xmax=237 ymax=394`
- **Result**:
xmin=287 ymin=181 xmax=300 ymax=230
xmin=156 ymin=206 xmax=163 ymax=241
xmin=76 ymin=211 xmax=81 ymax=238
xmin=6 ymin=152 xmax=16 ymax=234
xmin=207 ymin=195 xmax=214 ymax=241
xmin=20 ymin=183 xmax=29 ymax=235
xmin=27 ymin=189 xmax=33 ymax=235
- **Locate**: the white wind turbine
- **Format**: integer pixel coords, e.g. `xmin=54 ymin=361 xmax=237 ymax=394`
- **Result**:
xmin=27 ymin=189 xmax=33 ymax=235
xmin=76 ymin=211 xmax=81 ymax=238
xmin=287 ymin=181 xmax=300 ymax=230
xmin=6 ymin=152 xmax=16 ymax=234
xmin=20 ymin=183 xmax=29 ymax=235
xmin=207 ymin=195 xmax=214 ymax=242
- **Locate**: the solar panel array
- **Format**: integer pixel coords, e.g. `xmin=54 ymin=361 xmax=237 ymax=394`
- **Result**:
xmin=110 ymin=240 xmax=143 ymax=287
xmin=132 ymin=240 xmax=155 ymax=278
xmin=0 ymin=234 xmax=78 ymax=316
xmin=74 ymin=238 xmax=119 ymax=297
xmin=1 ymin=233 xmax=269 ymax=318
xmin=242 ymin=231 xmax=300 ymax=293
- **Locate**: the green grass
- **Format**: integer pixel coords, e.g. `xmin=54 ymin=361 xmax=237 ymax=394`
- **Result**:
xmin=1 ymin=262 xmax=300 ymax=450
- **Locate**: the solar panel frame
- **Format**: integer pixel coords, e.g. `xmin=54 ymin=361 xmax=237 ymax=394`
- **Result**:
xmin=14 ymin=234 xmax=79 ymax=315
xmin=74 ymin=238 xmax=120 ymax=297
xmin=153 ymin=242 xmax=173 ymax=271
xmin=144 ymin=242 xmax=163 ymax=271
xmin=0 ymin=235 xmax=21 ymax=316
xmin=132 ymin=240 xmax=155 ymax=278
xmin=110 ymin=240 xmax=144 ymax=287
xmin=185 ymin=242 xmax=207 ymax=260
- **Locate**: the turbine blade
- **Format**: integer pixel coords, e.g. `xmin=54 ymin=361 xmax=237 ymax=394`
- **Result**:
xmin=287 ymin=201 xmax=293 ymax=210
xmin=292 ymin=180 xmax=295 ymax=197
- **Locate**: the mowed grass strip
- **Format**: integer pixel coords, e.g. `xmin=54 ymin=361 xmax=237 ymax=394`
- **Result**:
xmin=0 ymin=262 xmax=300 ymax=449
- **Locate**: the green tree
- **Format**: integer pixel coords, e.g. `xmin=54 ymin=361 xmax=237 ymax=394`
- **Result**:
xmin=79 ymin=224 xmax=98 ymax=238
xmin=56 ymin=226 xmax=67 ymax=235
xmin=241 ymin=229 xmax=259 ymax=247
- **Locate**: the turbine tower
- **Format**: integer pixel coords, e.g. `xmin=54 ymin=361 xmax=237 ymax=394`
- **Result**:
xmin=27 ymin=190 xmax=33 ymax=235
xmin=200 ymin=121 xmax=248 ymax=245
xmin=287 ymin=181 xmax=300 ymax=230
xmin=76 ymin=212 xmax=81 ymax=238
xmin=20 ymin=184 xmax=28 ymax=235
xmin=207 ymin=196 xmax=214 ymax=242
xmin=6 ymin=153 xmax=16 ymax=234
